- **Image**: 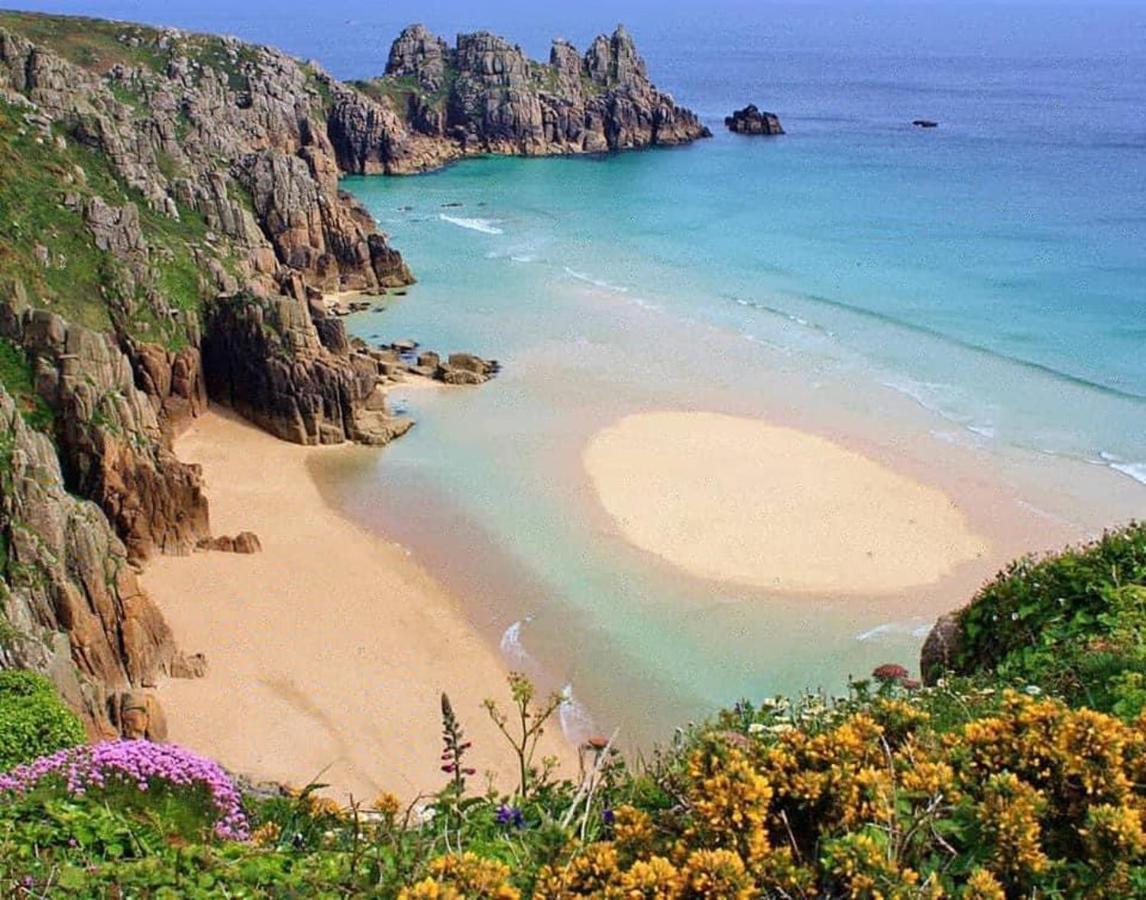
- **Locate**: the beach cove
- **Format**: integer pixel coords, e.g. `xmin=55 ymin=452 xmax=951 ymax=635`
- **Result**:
xmin=55 ymin=0 xmax=1144 ymax=778
xmin=308 ymin=150 xmax=1145 ymax=749
xmin=143 ymin=408 xmax=571 ymax=802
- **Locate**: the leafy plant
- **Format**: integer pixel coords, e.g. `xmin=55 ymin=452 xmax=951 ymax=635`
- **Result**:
xmin=0 ymin=671 xmax=85 ymax=771
xmin=952 ymin=522 xmax=1146 ymax=716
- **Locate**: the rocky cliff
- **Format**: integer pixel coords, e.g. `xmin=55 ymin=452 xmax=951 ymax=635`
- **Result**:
xmin=336 ymin=24 xmax=711 ymax=171
xmin=0 ymin=382 xmax=205 ymax=739
xmin=0 ymin=11 xmax=421 ymax=733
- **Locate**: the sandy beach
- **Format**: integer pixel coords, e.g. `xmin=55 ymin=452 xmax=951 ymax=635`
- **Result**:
xmin=584 ymin=411 xmax=989 ymax=594
xmin=144 ymin=408 xmax=568 ymax=804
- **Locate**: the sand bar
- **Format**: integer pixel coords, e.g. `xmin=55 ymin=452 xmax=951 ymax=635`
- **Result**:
xmin=144 ymin=409 xmax=567 ymax=803
xmin=584 ymin=411 xmax=988 ymax=594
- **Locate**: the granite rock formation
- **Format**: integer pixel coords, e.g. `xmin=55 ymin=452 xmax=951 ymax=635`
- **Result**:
xmin=0 ymin=384 xmax=203 ymax=737
xmin=1 ymin=300 xmax=210 ymax=562
xmin=0 ymin=11 xmax=420 ymax=730
xmin=725 ymin=104 xmax=785 ymax=135
xmin=920 ymin=611 xmax=965 ymax=685
xmin=202 ymin=292 xmax=412 ymax=446
xmin=339 ymin=23 xmax=711 ymax=168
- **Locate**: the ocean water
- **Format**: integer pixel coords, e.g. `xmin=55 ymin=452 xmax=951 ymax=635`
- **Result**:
xmin=21 ymin=0 xmax=1146 ymax=743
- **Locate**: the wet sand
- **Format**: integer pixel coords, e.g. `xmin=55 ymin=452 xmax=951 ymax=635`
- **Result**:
xmin=143 ymin=408 xmax=568 ymax=803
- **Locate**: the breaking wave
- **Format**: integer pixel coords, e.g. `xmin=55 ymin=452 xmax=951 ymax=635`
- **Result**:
xmin=439 ymin=213 xmax=504 ymax=234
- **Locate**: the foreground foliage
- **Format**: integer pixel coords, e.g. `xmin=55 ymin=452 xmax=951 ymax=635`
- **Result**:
xmin=2 ymin=527 xmax=1145 ymax=897
xmin=1 ymin=683 xmax=1143 ymax=897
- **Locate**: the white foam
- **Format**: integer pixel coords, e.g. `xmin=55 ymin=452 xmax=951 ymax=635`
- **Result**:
xmin=510 ymin=254 xmax=536 ymax=263
xmin=1110 ymin=463 xmax=1146 ymax=485
xmin=563 ymin=266 xmax=629 ymax=293
xmin=558 ymin=683 xmax=595 ymax=745
xmin=499 ymin=616 xmax=535 ymax=665
xmin=439 ymin=213 xmax=504 ymax=235
xmin=966 ymin=423 xmax=996 ymax=439
xmin=855 ymin=621 xmax=932 ymax=642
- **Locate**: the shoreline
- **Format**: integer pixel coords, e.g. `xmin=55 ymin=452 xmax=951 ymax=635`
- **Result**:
xmin=301 ymin=268 xmax=1136 ymax=750
xmin=143 ymin=407 xmax=569 ymax=803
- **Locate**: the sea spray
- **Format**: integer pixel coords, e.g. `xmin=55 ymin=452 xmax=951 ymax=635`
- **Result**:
xmin=499 ymin=616 xmax=535 ymax=666
xmin=558 ymin=684 xmax=595 ymax=745
xmin=563 ymin=266 xmax=629 ymax=293
xmin=855 ymin=621 xmax=933 ymax=643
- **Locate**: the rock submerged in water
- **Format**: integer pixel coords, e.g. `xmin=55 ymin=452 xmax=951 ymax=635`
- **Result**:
xmin=725 ymin=104 xmax=785 ymax=136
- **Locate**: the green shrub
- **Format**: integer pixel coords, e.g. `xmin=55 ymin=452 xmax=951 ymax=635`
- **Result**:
xmin=0 ymin=670 xmax=86 ymax=771
xmin=953 ymin=521 xmax=1146 ymax=716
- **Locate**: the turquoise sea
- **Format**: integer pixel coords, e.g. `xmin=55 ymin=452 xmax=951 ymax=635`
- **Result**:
xmin=24 ymin=0 xmax=1146 ymax=744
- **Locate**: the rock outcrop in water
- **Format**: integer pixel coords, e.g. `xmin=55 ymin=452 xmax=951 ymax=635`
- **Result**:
xmin=334 ymin=23 xmax=711 ymax=169
xmin=725 ymin=104 xmax=784 ymax=135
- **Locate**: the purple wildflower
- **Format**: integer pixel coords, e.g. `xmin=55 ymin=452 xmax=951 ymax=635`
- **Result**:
xmin=602 ymin=808 xmax=615 ymax=826
xmin=0 ymin=741 xmax=249 ymax=841
xmin=496 ymin=804 xmax=526 ymax=829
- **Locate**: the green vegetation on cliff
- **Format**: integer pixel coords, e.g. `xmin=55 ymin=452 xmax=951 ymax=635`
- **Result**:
xmin=0 ymin=99 xmax=114 ymax=333
xmin=0 ymin=338 xmax=53 ymax=432
xmin=1 ymin=529 xmax=1144 ymax=897
xmin=949 ymin=522 xmax=1146 ymax=719
xmin=0 ymin=671 xmax=85 ymax=771
xmin=0 ymin=95 xmax=221 ymax=350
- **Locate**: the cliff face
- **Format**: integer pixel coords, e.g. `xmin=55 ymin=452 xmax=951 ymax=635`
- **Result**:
xmin=335 ymin=24 xmax=711 ymax=171
xmin=0 ymin=383 xmax=204 ymax=738
xmin=0 ymin=300 xmax=209 ymax=562
xmin=0 ymin=11 xmax=419 ymax=732
xmin=201 ymin=293 xmax=412 ymax=447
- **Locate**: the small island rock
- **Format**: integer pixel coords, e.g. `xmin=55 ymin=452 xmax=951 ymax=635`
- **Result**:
xmin=725 ymin=105 xmax=785 ymax=135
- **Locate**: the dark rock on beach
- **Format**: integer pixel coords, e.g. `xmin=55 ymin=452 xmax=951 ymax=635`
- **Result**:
xmin=920 ymin=611 xmax=965 ymax=684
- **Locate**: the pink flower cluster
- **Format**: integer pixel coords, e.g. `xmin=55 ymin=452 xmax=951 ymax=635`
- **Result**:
xmin=0 ymin=740 xmax=249 ymax=840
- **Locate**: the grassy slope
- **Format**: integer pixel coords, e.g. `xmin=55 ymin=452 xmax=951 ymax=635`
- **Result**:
xmin=0 ymin=11 xmax=248 ymax=352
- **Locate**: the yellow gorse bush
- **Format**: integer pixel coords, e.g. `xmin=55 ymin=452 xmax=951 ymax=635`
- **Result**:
xmin=449 ymin=690 xmax=1146 ymax=897
xmin=400 ymin=852 xmax=520 ymax=899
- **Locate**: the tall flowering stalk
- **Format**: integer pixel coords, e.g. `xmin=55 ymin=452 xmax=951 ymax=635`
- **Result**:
xmin=0 ymin=740 xmax=249 ymax=841
xmin=483 ymin=673 xmax=562 ymax=800
xmin=439 ymin=693 xmax=475 ymax=798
